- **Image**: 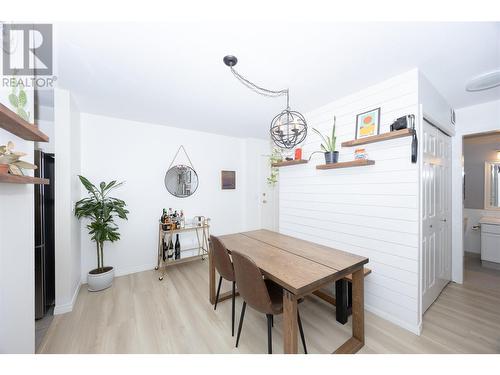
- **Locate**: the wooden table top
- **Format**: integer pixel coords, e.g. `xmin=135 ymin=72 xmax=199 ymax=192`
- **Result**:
xmin=218 ymin=229 xmax=368 ymax=296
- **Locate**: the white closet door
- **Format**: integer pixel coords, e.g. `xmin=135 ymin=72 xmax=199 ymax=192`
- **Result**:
xmin=422 ymin=120 xmax=452 ymax=313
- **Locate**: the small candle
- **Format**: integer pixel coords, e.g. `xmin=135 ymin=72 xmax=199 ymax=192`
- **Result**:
xmin=295 ymin=148 xmax=302 ymax=160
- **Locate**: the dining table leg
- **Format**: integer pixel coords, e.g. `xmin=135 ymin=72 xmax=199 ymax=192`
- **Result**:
xmin=283 ymin=289 xmax=298 ymax=354
xmin=351 ymin=267 xmax=365 ymax=346
xmin=333 ymin=267 xmax=365 ymax=354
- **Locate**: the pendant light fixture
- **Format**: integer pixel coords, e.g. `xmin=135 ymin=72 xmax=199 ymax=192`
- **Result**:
xmin=223 ymin=55 xmax=307 ymax=149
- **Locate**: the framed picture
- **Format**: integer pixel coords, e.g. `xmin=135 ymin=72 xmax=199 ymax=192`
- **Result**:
xmin=355 ymin=107 xmax=380 ymax=139
xmin=221 ymin=170 xmax=236 ymax=190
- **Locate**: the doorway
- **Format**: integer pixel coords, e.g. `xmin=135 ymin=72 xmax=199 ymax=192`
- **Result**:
xmin=259 ymin=155 xmax=279 ymax=231
xmin=422 ymin=119 xmax=452 ymax=313
xmin=462 ymin=131 xmax=500 ymax=288
xmin=34 ymin=150 xmax=56 ymax=350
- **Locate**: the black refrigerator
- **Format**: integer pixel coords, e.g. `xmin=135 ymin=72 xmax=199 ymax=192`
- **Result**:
xmin=34 ymin=150 xmax=55 ymax=320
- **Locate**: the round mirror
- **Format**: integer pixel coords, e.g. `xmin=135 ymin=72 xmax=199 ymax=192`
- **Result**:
xmin=164 ymin=164 xmax=199 ymax=198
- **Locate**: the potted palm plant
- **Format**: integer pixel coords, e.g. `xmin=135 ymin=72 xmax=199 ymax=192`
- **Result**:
xmin=312 ymin=116 xmax=338 ymax=164
xmin=75 ymin=176 xmax=129 ymax=292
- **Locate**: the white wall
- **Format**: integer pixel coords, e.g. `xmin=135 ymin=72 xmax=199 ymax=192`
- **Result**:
xmin=79 ymin=113 xmax=269 ymax=280
xmin=278 ymin=70 xmax=421 ymax=334
xmin=0 ymin=134 xmax=35 ymax=353
xmin=53 ymin=89 xmax=82 ymax=314
xmin=418 ymin=72 xmax=455 ymax=136
xmin=0 ymin=88 xmax=35 ymax=353
xmin=452 ymin=99 xmax=500 ymax=283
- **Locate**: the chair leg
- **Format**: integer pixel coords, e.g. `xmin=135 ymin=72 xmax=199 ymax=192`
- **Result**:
xmin=297 ymin=310 xmax=307 ymax=354
xmin=266 ymin=314 xmax=273 ymax=354
xmin=235 ymin=301 xmax=246 ymax=348
xmin=231 ymin=281 xmax=236 ymax=336
xmin=214 ymin=276 xmax=222 ymax=310
xmin=271 ymin=315 xmax=274 ymax=327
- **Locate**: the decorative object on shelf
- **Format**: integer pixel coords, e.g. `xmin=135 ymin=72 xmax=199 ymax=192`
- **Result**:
xmin=8 ymin=83 xmax=31 ymax=122
xmin=165 ymin=145 xmax=199 ymax=198
xmin=294 ymin=148 xmax=302 ymax=160
xmin=390 ymin=115 xmax=412 ymax=132
xmin=354 ymin=148 xmax=368 ymax=160
xmin=223 ymin=55 xmax=307 ymax=149
xmin=312 ymin=116 xmax=339 ymax=164
xmin=389 ymin=114 xmax=417 ymax=163
xmin=355 ymin=108 xmax=380 ymax=139
xmin=0 ymin=141 xmax=38 ymax=175
xmin=221 ymin=170 xmax=236 ymax=190
xmin=74 ymin=176 xmax=129 ymax=292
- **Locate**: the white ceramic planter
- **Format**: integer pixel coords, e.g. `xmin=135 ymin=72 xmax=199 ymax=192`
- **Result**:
xmin=87 ymin=266 xmax=114 ymax=292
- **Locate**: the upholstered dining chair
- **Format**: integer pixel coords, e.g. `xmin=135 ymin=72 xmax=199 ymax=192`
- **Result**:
xmin=231 ymin=250 xmax=307 ymax=354
xmin=210 ymin=235 xmax=237 ymax=336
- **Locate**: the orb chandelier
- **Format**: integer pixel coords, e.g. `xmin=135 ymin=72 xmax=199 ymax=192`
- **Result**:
xmin=223 ymin=55 xmax=307 ymax=149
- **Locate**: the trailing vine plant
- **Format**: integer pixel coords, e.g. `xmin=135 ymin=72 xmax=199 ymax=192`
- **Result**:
xmin=267 ymin=148 xmax=284 ymax=186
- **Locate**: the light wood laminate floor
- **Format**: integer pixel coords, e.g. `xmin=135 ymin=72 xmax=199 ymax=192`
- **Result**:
xmin=38 ymin=254 xmax=500 ymax=354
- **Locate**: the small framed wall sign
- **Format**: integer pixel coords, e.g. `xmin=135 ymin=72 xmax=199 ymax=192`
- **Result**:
xmin=221 ymin=170 xmax=236 ymax=190
xmin=355 ymin=107 xmax=381 ymax=139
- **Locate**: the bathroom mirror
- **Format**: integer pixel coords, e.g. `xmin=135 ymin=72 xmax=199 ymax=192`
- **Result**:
xmin=165 ymin=164 xmax=199 ymax=198
xmin=484 ymin=161 xmax=500 ymax=210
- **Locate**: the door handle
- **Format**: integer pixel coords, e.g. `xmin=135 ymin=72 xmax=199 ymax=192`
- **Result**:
xmin=440 ymin=218 xmax=447 ymax=222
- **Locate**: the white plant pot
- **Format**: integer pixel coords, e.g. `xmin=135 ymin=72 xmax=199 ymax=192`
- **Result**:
xmin=87 ymin=266 xmax=114 ymax=292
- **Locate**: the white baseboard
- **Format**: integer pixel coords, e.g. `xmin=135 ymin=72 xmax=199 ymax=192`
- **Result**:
xmin=114 ymin=263 xmax=156 ymax=278
xmin=365 ymin=303 xmax=422 ymax=336
xmin=54 ymin=282 xmax=81 ymax=315
xmin=80 ymin=263 xmax=156 ymax=284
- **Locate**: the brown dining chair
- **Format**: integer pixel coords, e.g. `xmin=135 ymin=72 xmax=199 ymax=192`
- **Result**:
xmin=210 ymin=235 xmax=237 ymax=336
xmin=231 ymin=250 xmax=307 ymax=354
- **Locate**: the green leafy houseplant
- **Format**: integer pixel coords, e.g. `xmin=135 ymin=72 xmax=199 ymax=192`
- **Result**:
xmin=74 ymin=176 xmax=129 ymax=276
xmin=312 ymin=116 xmax=339 ymax=164
xmin=267 ymin=148 xmax=284 ymax=186
xmin=8 ymin=84 xmax=31 ymax=122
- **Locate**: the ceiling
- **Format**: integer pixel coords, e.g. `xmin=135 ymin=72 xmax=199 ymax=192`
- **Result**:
xmin=55 ymin=22 xmax=500 ymax=139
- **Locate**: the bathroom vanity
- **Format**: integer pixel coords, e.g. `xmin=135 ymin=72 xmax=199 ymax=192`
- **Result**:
xmin=480 ymin=217 xmax=500 ymax=269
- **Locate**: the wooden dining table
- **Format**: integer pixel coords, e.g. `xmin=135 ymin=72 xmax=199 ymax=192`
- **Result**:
xmin=208 ymin=229 xmax=369 ymax=354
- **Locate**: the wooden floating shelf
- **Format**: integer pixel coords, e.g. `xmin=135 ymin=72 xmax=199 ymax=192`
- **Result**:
xmin=341 ymin=128 xmax=414 ymax=147
xmin=316 ymin=159 xmax=375 ymax=170
xmin=0 ymin=174 xmax=49 ymax=185
xmin=0 ymin=103 xmax=49 ymax=142
xmin=272 ymin=159 xmax=308 ymax=167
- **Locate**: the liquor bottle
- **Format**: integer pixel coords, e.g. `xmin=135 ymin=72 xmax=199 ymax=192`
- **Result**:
xmin=175 ymin=234 xmax=181 ymax=259
xmin=162 ymin=237 xmax=167 ymax=261
xmin=167 ymin=237 xmax=174 ymax=260
xmin=180 ymin=210 xmax=185 ymax=228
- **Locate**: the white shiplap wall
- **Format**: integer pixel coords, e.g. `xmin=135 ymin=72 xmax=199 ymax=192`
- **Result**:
xmin=279 ymin=69 xmax=421 ymax=334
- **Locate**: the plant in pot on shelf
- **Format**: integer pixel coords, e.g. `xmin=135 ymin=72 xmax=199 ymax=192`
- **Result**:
xmin=312 ymin=116 xmax=338 ymax=164
xmin=75 ymin=176 xmax=129 ymax=292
